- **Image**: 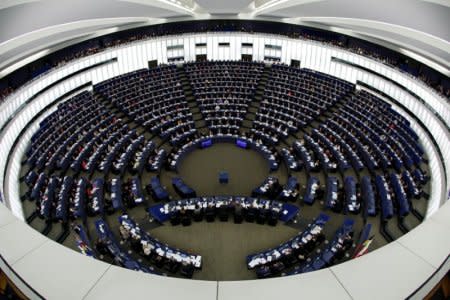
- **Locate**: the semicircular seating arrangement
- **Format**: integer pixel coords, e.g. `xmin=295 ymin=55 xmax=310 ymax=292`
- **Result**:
xmin=167 ymin=134 xmax=280 ymax=172
xmin=21 ymin=59 xmax=430 ymax=280
xmin=184 ymin=61 xmax=264 ymax=135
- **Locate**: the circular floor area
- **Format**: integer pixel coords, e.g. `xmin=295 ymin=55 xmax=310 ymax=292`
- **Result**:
xmin=172 ymin=143 xmax=285 ymax=196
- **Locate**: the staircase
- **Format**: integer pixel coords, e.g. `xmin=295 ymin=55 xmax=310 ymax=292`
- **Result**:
xmin=241 ymin=64 xmax=272 ymax=130
xmin=177 ymin=65 xmax=206 ymax=131
xmin=95 ymin=90 xmax=161 ymax=143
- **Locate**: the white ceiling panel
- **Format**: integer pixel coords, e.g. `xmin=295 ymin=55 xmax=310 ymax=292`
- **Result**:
xmin=0 ymin=0 xmax=182 ymax=43
xmin=0 ymin=0 xmax=448 ymax=74
xmin=268 ymin=0 xmax=450 ymax=42
xmin=196 ymin=0 xmax=252 ymax=13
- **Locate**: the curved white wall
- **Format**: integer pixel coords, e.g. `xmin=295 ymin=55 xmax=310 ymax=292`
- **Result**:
xmin=0 ymin=32 xmax=449 ymax=299
xmin=2 ymin=32 xmax=448 ymax=218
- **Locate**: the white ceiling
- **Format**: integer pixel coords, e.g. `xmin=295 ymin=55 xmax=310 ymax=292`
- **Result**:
xmin=195 ymin=0 xmax=252 ymax=13
xmin=0 ymin=0 xmax=448 ymax=74
xmin=0 ymin=0 xmax=181 ymax=42
xmin=265 ymin=0 xmax=449 ymax=42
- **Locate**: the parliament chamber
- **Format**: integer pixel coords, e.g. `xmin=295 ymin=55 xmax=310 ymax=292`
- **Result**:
xmin=0 ymin=1 xmax=449 ymax=299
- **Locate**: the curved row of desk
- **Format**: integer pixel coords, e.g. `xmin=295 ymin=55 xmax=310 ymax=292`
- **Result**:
xmin=168 ymin=134 xmax=280 ymax=172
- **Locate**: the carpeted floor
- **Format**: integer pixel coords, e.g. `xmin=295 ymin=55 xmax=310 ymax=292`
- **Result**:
xmin=149 ymin=221 xmax=299 ymax=281
xmin=165 ymin=143 xmax=286 ymax=198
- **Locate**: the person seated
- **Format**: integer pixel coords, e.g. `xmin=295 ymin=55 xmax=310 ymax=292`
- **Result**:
xmin=142 ymin=241 xmax=153 ymax=260
xmin=245 ymin=205 xmax=257 ymax=223
xmin=130 ymin=234 xmax=141 ymax=252
xmin=152 ymin=254 xmax=165 ymax=268
xmin=180 ymin=208 xmax=191 ymax=226
xmin=256 ymin=208 xmax=267 ymax=225
xmin=119 ymin=224 xmax=130 ymax=241
xmin=281 ymin=250 xmax=297 ymax=267
xmin=95 ymin=238 xmax=109 ymax=257
xmin=193 ymin=204 xmax=203 ymax=222
xmin=218 ymin=205 xmax=228 ymax=222
xmin=294 ymin=244 xmax=308 ymax=261
xmin=265 ymin=207 xmax=278 ymax=225
xmin=205 ymin=203 xmax=216 ymax=222
xmin=233 ymin=202 xmax=244 ymax=224
xmin=170 ymin=211 xmax=181 ymax=226
xmin=164 ymin=259 xmax=180 ymax=273
xmin=255 ymin=265 xmax=272 ymax=279
xmin=180 ymin=262 xmax=195 ymax=278
xmin=270 ymin=261 xmax=285 ymax=274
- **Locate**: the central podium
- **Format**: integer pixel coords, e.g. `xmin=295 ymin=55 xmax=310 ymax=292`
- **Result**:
xmin=219 ymin=171 xmax=229 ymax=184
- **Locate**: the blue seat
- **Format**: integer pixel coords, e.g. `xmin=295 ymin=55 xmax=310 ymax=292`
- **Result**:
xmin=375 ymin=175 xmax=394 ymax=221
xmin=361 ymin=176 xmax=376 ymax=217
xmin=303 ymin=177 xmax=320 ymax=205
